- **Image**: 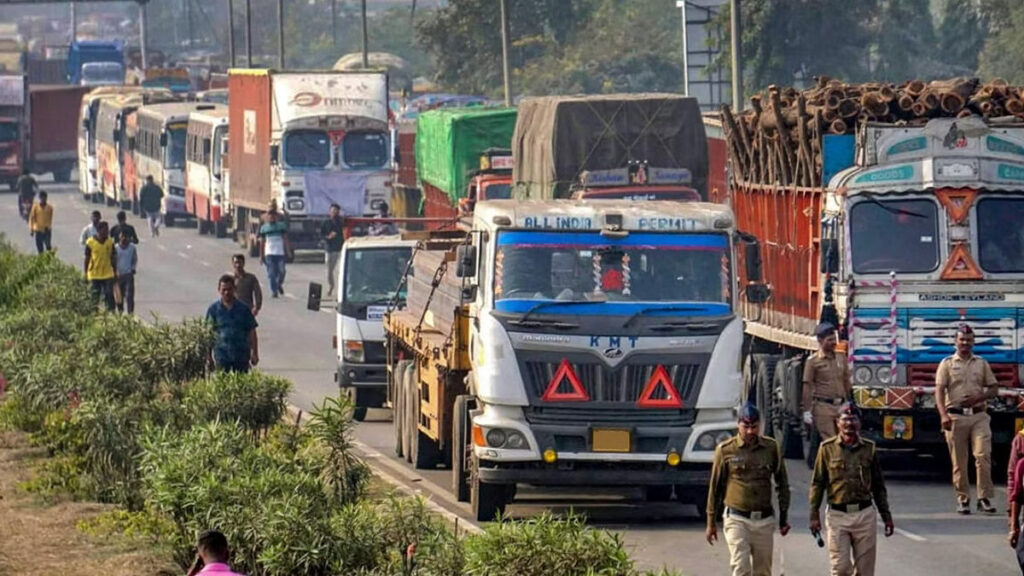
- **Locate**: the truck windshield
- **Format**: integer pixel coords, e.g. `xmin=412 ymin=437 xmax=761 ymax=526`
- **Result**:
xmin=849 ymin=197 xmax=939 ymax=274
xmin=494 ymin=231 xmax=731 ymax=314
xmin=343 ymin=247 xmax=412 ymax=308
xmin=212 ymin=128 xmax=225 ymax=178
xmin=481 ymin=181 xmax=512 ymax=200
xmin=164 ymin=122 xmax=186 ymax=169
xmin=0 ymin=121 xmax=17 ymax=143
xmin=977 ymin=197 xmax=1024 ymax=273
xmin=284 ymin=130 xmax=330 ymax=168
xmin=81 ymin=62 xmax=124 ymax=85
xmin=342 ymin=131 xmax=388 ymax=169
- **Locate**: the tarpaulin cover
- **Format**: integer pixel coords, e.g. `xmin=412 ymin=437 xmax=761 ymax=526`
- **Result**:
xmin=304 ymin=171 xmax=367 ymax=217
xmin=512 ymin=94 xmax=708 ymax=199
xmin=415 ymin=107 xmax=517 ymax=204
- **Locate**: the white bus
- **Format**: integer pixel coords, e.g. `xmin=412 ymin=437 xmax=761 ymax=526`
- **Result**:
xmin=185 ymin=106 xmax=228 ymax=237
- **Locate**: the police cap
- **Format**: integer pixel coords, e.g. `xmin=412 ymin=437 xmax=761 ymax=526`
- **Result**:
xmin=738 ymin=402 xmax=760 ymax=424
xmin=815 ymin=322 xmax=836 ymax=339
xmin=838 ymin=401 xmax=862 ymax=419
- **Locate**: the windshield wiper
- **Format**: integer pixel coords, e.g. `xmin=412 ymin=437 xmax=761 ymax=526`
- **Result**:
xmin=622 ymin=305 xmax=712 ymax=328
xmin=509 ymin=300 xmax=595 ymax=326
xmin=860 ymin=196 xmax=927 ymax=218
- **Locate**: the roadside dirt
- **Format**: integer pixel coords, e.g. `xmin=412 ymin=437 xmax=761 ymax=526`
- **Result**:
xmin=0 ymin=431 xmax=178 ymax=576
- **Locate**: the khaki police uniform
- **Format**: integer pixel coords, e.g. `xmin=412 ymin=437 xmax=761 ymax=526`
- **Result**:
xmin=936 ymin=353 xmax=998 ymax=502
xmin=810 ymin=436 xmax=892 ymax=576
xmin=707 ymin=435 xmax=790 ymax=576
xmin=803 ymin=351 xmax=852 ymax=438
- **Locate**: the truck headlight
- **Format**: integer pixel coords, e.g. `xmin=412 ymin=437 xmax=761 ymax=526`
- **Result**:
xmin=695 ymin=429 xmax=734 ymax=451
xmin=286 ymin=198 xmax=304 ymax=211
xmin=854 ymin=366 xmax=873 ymax=385
xmin=483 ymin=428 xmax=528 ymax=450
xmin=342 ymin=340 xmax=364 ymax=362
xmin=876 ymin=366 xmax=893 ymax=384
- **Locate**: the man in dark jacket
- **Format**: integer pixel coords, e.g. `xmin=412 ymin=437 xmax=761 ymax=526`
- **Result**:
xmin=139 ymin=175 xmax=164 ymax=237
xmin=110 ymin=210 xmax=140 ymax=245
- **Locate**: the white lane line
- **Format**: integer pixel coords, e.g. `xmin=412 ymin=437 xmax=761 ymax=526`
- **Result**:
xmin=200 ymin=261 xmax=211 ymax=267
xmin=881 ymin=521 xmax=927 ymax=542
xmin=157 ymin=244 xmax=168 ymax=251
xmin=177 ymin=251 xmax=188 ymax=259
xmin=284 ymin=293 xmax=297 ymax=300
xmin=320 ymin=309 xmax=334 ymax=315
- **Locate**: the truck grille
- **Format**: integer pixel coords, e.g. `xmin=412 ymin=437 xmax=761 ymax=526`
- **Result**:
xmin=907 ymin=363 xmax=1020 ymax=388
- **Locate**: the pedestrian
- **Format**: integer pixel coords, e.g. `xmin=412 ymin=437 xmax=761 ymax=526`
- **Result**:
xmin=706 ymin=403 xmax=790 ymax=576
xmin=369 ymin=202 xmax=399 ymax=236
xmin=80 ymin=210 xmax=101 ymax=246
xmin=28 ymin=190 xmax=53 ymax=254
xmin=1008 ymin=423 xmax=1024 ymax=517
xmin=802 ymin=322 xmax=852 ymax=439
xmin=231 ymin=254 xmax=262 ymax=316
xmin=809 ymin=401 xmax=894 ymax=576
xmin=16 ymin=169 xmax=37 ymax=219
xmin=1009 ymin=450 xmax=1024 ymax=574
xmin=321 ymin=203 xmax=344 ymax=296
xmin=83 ymin=221 xmax=116 ymax=311
xmin=186 ymin=530 xmax=247 ymax=576
xmin=258 ymin=207 xmax=289 ymax=298
xmin=140 ymin=175 xmax=164 ymax=237
xmin=205 ymin=274 xmax=259 ymax=373
xmin=936 ymin=323 xmax=999 ymax=514
xmin=110 ymin=210 xmax=140 ymax=245
xmin=114 ymin=231 xmax=137 ymax=314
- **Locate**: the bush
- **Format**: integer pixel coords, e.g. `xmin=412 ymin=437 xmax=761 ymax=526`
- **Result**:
xmin=183 ymin=371 xmax=291 ymax=437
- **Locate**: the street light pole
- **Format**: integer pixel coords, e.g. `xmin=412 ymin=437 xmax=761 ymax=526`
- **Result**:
xmin=227 ymin=0 xmax=235 ymax=67
xmin=139 ymin=2 xmax=148 ymax=70
xmin=730 ymin=0 xmax=743 ymax=111
xmin=676 ymin=0 xmax=688 ymax=96
xmin=361 ymin=0 xmax=369 ymax=68
xmin=245 ymin=0 xmax=252 ymax=67
xmin=277 ymin=0 xmax=285 ymax=69
xmin=500 ymin=0 xmax=512 ymax=106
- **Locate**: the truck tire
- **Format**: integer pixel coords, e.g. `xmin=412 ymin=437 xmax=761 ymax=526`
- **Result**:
xmin=754 ymin=357 xmax=776 ymax=437
xmin=674 ymin=485 xmax=710 ymax=521
xmin=165 ymin=214 xmax=176 ymax=227
xmin=803 ymin=424 xmax=820 ymax=470
xmin=352 ymin=406 xmax=368 ymax=422
xmin=773 ymin=359 xmax=804 ymax=459
xmin=402 ymin=362 xmax=416 ymax=464
xmin=471 ymin=475 xmax=508 ymax=522
xmin=452 ymin=395 xmax=471 ymax=502
xmin=248 ymin=234 xmax=259 ymax=258
xmin=53 ymin=167 xmax=71 ymax=183
xmin=392 ymin=360 xmax=411 ymax=458
xmin=215 ymin=220 xmax=227 ymax=239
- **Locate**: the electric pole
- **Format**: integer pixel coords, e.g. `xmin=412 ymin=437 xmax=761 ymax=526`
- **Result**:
xmin=227 ymin=0 xmax=236 ymax=67
xmin=361 ymin=0 xmax=369 ymax=68
xmin=277 ymin=0 xmax=285 ymax=69
xmin=500 ymin=0 xmax=512 ymax=106
xmin=730 ymin=0 xmax=743 ymax=111
xmin=245 ymin=0 xmax=252 ymax=68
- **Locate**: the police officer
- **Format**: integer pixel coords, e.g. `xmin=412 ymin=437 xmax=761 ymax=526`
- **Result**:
xmin=810 ymin=402 xmax=894 ymax=576
xmin=936 ymin=323 xmax=999 ymax=514
xmin=802 ymin=322 xmax=852 ymax=440
xmin=706 ymin=403 xmax=790 ymax=576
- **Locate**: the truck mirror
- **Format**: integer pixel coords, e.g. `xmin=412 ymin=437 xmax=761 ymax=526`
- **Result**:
xmin=744 ymin=239 xmax=763 ymax=283
xmin=820 ymin=238 xmax=839 ymax=274
xmin=82 ymin=118 xmax=89 ymax=130
xmin=220 ymin=139 xmax=229 ymax=156
xmin=393 ymin=144 xmax=401 ymax=164
xmin=455 ymin=244 xmax=477 ymax=278
xmin=307 ymin=282 xmax=323 ymax=311
xmin=461 ymin=285 xmax=478 ymax=302
xmin=159 ymin=132 xmax=167 ymax=147
xmin=745 ymin=283 xmax=772 ymax=304
xmin=270 ymin=144 xmax=279 ymax=164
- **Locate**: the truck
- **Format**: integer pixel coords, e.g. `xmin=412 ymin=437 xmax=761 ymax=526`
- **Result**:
xmin=720 ymin=80 xmax=1024 ymax=468
xmin=185 ymin=107 xmax=229 ymax=236
xmin=227 ymin=69 xmax=391 ymax=255
xmin=67 ymin=40 xmax=124 ymax=86
xmin=414 ymin=107 xmax=518 ymax=218
xmin=0 ymin=74 xmax=27 ymax=190
xmin=385 ymin=198 xmax=766 ymax=521
xmin=28 ymin=84 xmax=92 ymax=182
xmin=0 ymin=35 xmax=25 ymax=74
xmin=512 ymin=94 xmax=709 ymax=200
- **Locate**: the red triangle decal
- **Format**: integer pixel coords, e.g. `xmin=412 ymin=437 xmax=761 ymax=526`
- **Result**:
xmin=541 ymin=359 xmax=590 ymax=402
xmin=940 ymin=243 xmax=982 ymax=280
xmin=637 ymin=365 xmax=684 ymax=408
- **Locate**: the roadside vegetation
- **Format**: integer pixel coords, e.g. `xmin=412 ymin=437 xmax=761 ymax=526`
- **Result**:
xmin=0 ymin=238 xmax=681 ymax=575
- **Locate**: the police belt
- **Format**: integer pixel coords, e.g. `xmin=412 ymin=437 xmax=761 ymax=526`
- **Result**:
xmin=726 ymin=507 xmax=774 ymax=520
xmin=829 ymin=500 xmax=873 ymax=513
xmin=948 ymin=406 xmax=986 ymax=416
xmin=813 ymin=396 xmax=846 ymax=406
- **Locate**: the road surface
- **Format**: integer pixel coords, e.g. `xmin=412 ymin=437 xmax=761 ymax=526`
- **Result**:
xmin=1 ymin=181 xmax=1018 ymax=575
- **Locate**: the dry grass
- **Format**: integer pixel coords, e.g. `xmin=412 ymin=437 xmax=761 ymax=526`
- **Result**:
xmin=0 ymin=431 xmax=178 ymax=576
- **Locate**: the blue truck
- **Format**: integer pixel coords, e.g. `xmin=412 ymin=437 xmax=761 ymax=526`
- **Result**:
xmin=67 ymin=40 xmax=125 ymax=86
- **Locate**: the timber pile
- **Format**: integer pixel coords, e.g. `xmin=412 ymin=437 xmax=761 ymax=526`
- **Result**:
xmin=721 ymin=76 xmax=1024 ymax=188
xmin=405 ymin=244 xmax=465 ymax=336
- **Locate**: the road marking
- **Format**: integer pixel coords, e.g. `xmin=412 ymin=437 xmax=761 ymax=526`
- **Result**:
xmin=882 ymin=522 xmax=927 ymax=542
xmin=177 ymin=251 xmax=188 ymax=259
xmin=157 ymin=244 xmax=168 ymax=252
xmin=200 ymin=261 xmax=211 ymax=268
xmin=284 ymin=293 xmax=297 ymax=300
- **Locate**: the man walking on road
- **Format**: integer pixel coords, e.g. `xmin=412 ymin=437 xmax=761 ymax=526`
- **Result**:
xmin=937 ymin=323 xmax=999 ymax=515
xmin=114 ymin=231 xmax=137 ymax=314
xmin=803 ymin=322 xmax=852 ymax=440
xmin=706 ymin=403 xmax=790 ymax=576
xmin=140 ymin=175 xmax=164 ymax=237
xmin=16 ymin=169 xmax=37 ymax=219
xmin=206 ymin=274 xmax=259 ymax=373
xmin=186 ymin=530 xmax=247 ymax=576
xmin=321 ymin=203 xmax=344 ymax=296
xmin=232 ymin=254 xmax=262 ymax=316
xmin=810 ymin=401 xmax=894 ymax=576
xmin=84 ymin=221 xmax=116 ymax=311
xmin=28 ymin=191 xmax=53 ymax=254
xmin=110 ymin=210 xmax=139 ymax=245
xmin=80 ymin=210 xmax=101 ymax=246
xmin=259 ymin=207 xmax=289 ymax=298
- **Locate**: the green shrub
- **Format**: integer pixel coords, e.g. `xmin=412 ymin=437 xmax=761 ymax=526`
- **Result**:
xmin=183 ymin=371 xmax=291 ymax=436
xmin=304 ymin=396 xmax=370 ymax=506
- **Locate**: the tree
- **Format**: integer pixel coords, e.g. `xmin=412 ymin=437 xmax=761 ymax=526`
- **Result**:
xmin=978 ymin=1 xmax=1024 ymax=83
xmin=874 ymin=0 xmax=937 ymax=82
xmin=937 ymin=0 xmax=986 ymax=75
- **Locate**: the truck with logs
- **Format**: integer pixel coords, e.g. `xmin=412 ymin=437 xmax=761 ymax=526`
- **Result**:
xmin=720 ymin=76 xmax=1024 ymax=466
xmin=385 ymin=198 xmax=768 ymax=521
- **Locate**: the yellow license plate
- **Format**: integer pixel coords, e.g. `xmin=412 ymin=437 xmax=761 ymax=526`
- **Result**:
xmin=592 ymin=429 xmax=631 ymax=453
xmin=883 ymin=416 xmax=913 ymax=440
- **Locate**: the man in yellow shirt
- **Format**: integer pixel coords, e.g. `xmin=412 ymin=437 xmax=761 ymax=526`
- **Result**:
xmin=84 ymin=221 xmax=116 ymax=311
xmin=28 ymin=191 xmax=53 ymax=254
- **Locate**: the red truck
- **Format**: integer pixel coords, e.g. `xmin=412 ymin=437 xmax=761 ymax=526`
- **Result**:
xmin=29 ymin=84 xmax=92 ymax=183
xmin=0 ymin=74 xmax=27 ymax=190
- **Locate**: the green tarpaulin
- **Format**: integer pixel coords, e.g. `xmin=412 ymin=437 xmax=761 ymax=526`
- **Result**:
xmin=415 ymin=107 xmax=517 ymax=204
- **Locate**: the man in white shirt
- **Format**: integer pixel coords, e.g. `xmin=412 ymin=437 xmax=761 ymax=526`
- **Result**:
xmin=114 ymin=230 xmax=138 ymax=314
xmin=80 ymin=210 xmax=101 ymax=246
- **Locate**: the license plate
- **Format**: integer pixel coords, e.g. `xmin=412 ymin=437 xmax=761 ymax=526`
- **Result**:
xmin=592 ymin=428 xmax=631 ymax=453
xmin=883 ymin=415 xmax=913 ymax=440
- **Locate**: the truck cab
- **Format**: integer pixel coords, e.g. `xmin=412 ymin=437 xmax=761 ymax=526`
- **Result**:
xmin=458 ymin=149 xmax=513 ymax=215
xmin=0 ymin=115 xmax=20 ymax=189
xmin=336 ymin=235 xmax=415 ymax=420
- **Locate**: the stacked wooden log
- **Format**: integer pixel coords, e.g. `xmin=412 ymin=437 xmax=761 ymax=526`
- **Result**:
xmin=721 ymin=77 xmax=1024 ymax=188
xmin=405 ymin=243 xmax=465 ymax=336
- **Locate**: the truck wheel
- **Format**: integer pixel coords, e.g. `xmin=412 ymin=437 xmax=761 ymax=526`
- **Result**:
xmin=352 ymin=406 xmax=368 ymax=422
xmin=644 ymin=485 xmax=674 ymax=502
xmin=773 ymin=359 xmax=803 ymax=459
xmin=452 ymin=395 xmax=471 ymax=502
xmin=392 ymin=360 xmax=411 ymax=458
xmin=248 ymin=234 xmax=260 ymax=258
xmin=53 ymin=167 xmax=71 ymax=183
xmin=402 ymin=362 xmax=417 ymax=464
xmin=131 ymin=199 xmax=140 ymax=216
xmin=675 ymin=485 xmax=710 ymax=521
xmin=165 ymin=215 xmax=176 ymax=227
xmin=755 ymin=358 xmax=775 ymax=437
xmin=105 ymin=194 xmax=115 ymax=207
xmin=215 ymin=221 xmax=227 ymax=239
xmin=411 ymin=381 xmax=441 ymax=469
xmin=803 ymin=425 xmax=820 ymax=469
xmin=471 ymin=475 xmax=508 ymax=522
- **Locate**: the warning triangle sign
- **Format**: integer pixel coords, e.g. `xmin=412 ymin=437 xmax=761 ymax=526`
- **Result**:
xmin=328 ymin=130 xmax=346 ymax=146
xmin=940 ymin=243 xmax=983 ymax=280
xmin=637 ymin=365 xmax=684 ymax=408
xmin=541 ymin=359 xmax=589 ymax=402
xmin=936 ymin=188 xmax=977 ymax=224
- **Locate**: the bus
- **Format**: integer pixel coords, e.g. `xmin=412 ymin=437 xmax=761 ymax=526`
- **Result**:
xmin=185 ymin=106 xmax=228 ymax=237
xmin=134 ymin=102 xmax=217 ymax=226
xmin=77 ymin=86 xmax=142 ymax=201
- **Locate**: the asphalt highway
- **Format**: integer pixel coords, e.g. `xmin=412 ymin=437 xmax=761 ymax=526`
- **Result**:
xmin=1 ymin=180 xmax=1018 ymax=575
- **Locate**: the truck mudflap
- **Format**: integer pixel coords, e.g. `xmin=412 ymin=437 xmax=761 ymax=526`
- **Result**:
xmin=477 ymin=460 xmax=710 ymax=487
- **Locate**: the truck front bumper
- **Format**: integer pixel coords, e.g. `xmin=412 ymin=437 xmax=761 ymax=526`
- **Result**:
xmin=478 ymin=460 xmax=710 ymax=486
xmin=336 ymin=360 xmax=387 ymax=389
xmin=285 ymin=217 xmax=325 ymax=251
